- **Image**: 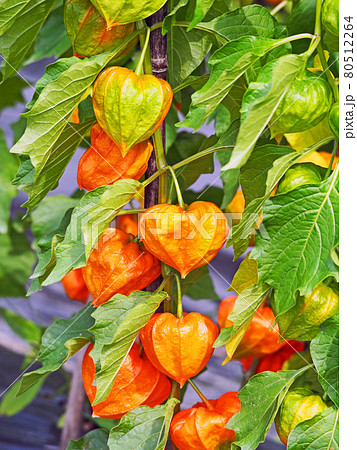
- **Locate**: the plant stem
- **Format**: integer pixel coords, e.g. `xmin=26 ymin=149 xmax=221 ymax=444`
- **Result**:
xmin=270 ymin=0 xmax=288 ymax=16
xmin=272 ymin=33 xmax=315 ymax=50
xmin=172 ymin=145 xmax=234 ymax=170
xmin=135 ymin=28 xmax=151 ymax=75
xmin=168 ymin=166 xmax=185 ymax=209
xmin=154 ymin=273 xmax=172 ymax=293
xmin=306 ymin=0 xmax=322 ymax=57
xmin=173 ymin=273 xmax=183 ymax=319
xmin=188 ymin=379 xmax=215 ymax=411
xmin=324 ymin=141 xmax=339 ymax=179
xmin=153 ymin=129 xmax=168 ymax=203
xmin=316 ymin=43 xmax=339 ymax=101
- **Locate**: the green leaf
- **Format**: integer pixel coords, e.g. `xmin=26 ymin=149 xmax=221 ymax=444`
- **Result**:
xmin=188 ymin=0 xmax=215 ymax=31
xmin=229 ymin=253 xmax=259 ymax=294
xmin=28 ymin=195 xmax=80 ymax=294
xmin=0 ymin=308 xmax=42 ymax=344
xmin=180 ymin=265 xmax=219 ymax=301
xmin=168 ymin=26 xmax=212 ymax=90
xmin=41 ymin=186 xmax=109 ymax=286
xmin=31 ymin=194 xmax=80 ymax=243
xmin=0 ymin=76 xmax=26 ymax=110
xmin=214 ymin=254 xmax=267 ymax=360
xmin=163 ymin=0 xmax=189 ymax=34
xmin=227 ymin=366 xmax=311 ymax=450
xmin=310 ymin=316 xmax=339 ymax=407
xmin=25 ymin=4 xmax=71 ymax=64
xmin=68 ymin=429 xmax=109 ymax=450
xmin=82 ymin=179 xmax=142 ymax=258
xmin=91 ymin=291 xmax=167 ymax=404
xmin=200 ymin=5 xmax=276 ymax=41
xmin=29 ymin=209 xmax=75 ymax=295
xmin=166 ymin=105 xmax=179 ymax=149
xmin=0 ymin=130 xmax=18 ymax=233
xmin=222 ymin=54 xmax=308 ymax=171
xmin=11 ymin=116 xmax=27 ymax=144
xmin=183 ymin=186 xmax=224 ymax=209
xmin=19 ymin=119 xmax=95 ymax=213
xmin=18 ymin=304 xmax=95 ymax=395
xmin=251 ymin=172 xmax=339 ymax=315
xmin=180 ymin=36 xmax=278 ymax=131
xmin=10 ymin=54 xmax=108 ymax=177
xmin=214 ymin=119 xmax=241 ymax=209
xmin=227 ymin=138 xmax=333 ymax=259
xmin=0 ymin=0 xmax=58 ymax=81
xmin=0 ymin=0 xmax=28 ymax=35
xmin=0 ymin=375 xmax=47 ymax=417
xmin=215 ymin=280 xmax=269 ymax=362
xmin=0 ymin=220 xmax=35 ymax=297
xmin=26 ymin=58 xmax=79 ymax=110
xmin=287 ymin=0 xmax=316 ymax=54
xmin=287 ymin=407 xmax=339 ymax=450
xmin=108 ymin=399 xmax=179 ymax=450
xmin=167 ymin=132 xmax=214 ymax=190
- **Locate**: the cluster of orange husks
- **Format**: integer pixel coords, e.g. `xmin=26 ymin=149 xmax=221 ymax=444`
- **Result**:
xmin=218 ymin=296 xmax=304 ymax=373
xmin=58 ymin=60 xmax=325 ymax=447
xmin=60 ymin=56 xmax=240 ymax=447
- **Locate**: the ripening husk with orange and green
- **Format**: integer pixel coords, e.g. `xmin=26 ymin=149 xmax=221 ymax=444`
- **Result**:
xmin=274 ymin=282 xmax=339 ymax=341
xmin=93 ymin=66 xmax=173 ymax=154
xmin=64 ymin=0 xmax=136 ymax=58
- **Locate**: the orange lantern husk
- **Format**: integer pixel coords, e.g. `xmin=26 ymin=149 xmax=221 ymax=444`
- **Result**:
xmin=77 ymin=124 xmax=153 ymax=191
xmin=82 ymin=343 xmax=171 ymax=419
xmin=170 ymin=391 xmax=241 ymax=450
xmin=61 ymin=268 xmax=89 ymax=302
xmin=140 ymin=312 xmax=219 ymax=387
xmin=117 ymin=213 xmax=139 ymax=236
xmin=139 ymin=201 xmax=229 ymax=279
xmin=82 ymin=228 xmax=161 ymax=306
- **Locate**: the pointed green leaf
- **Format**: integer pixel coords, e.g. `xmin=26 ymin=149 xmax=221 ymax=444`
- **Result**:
xmin=287 ymin=407 xmax=339 ymax=450
xmin=200 ymin=5 xmax=276 ymax=41
xmin=25 ymin=3 xmax=71 ymax=64
xmin=108 ymin=399 xmax=179 ymax=450
xmin=18 ymin=304 xmax=95 ymax=394
xmin=214 ymin=255 xmax=269 ymax=362
xmin=168 ymin=26 xmax=212 ymax=90
xmin=188 ymin=0 xmax=215 ymax=31
xmin=227 ymin=138 xmax=333 ymax=259
xmin=251 ymin=171 xmax=339 ymax=315
xmin=0 ymin=130 xmax=18 ymax=233
xmin=68 ymin=429 xmax=109 ymax=450
xmin=0 ymin=220 xmax=35 ymax=297
xmin=20 ymin=119 xmax=95 ymax=213
xmin=91 ymin=291 xmax=167 ymax=404
xmin=0 ymin=76 xmax=26 ymax=110
xmin=310 ymin=316 xmax=339 ymax=407
xmin=227 ymin=366 xmax=311 ymax=450
xmin=10 ymin=53 xmax=109 ymax=176
xmin=0 ymin=375 xmax=48 ymax=417
xmin=83 ymin=178 xmax=142 ymax=258
xmin=180 ymin=36 xmax=278 ymax=130
xmin=41 ymin=186 xmax=108 ymax=286
xmin=0 ymin=0 xmax=58 ymax=81
xmin=0 ymin=307 xmax=42 ymax=344
xmin=222 ymin=54 xmax=308 ymax=171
